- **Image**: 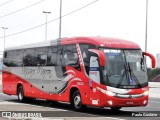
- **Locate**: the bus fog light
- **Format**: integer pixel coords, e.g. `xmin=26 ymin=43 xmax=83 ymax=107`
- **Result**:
xmin=143 ymin=100 xmax=147 ymax=104
xmin=143 ymin=91 xmax=149 ymax=96
xmin=108 ymin=100 xmax=113 ymax=105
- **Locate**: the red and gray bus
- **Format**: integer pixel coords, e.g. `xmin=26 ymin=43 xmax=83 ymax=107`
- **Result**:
xmin=2 ymin=37 xmax=156 ymax=111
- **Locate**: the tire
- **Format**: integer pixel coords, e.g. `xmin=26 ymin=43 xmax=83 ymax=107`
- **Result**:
xmin=110 ymin=107 xmax=122 ymax=111
xmin=17 ymin=86 xmax=26 ymax=102
xmin=71 ymin=90 xmax=86 ymax=111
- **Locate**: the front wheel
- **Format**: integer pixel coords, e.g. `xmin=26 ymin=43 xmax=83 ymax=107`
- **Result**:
xmin=71 ymin=90 xmax=86 ymax=111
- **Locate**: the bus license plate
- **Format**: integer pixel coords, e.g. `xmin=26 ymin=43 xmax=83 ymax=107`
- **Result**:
xmin=126 ymin=101 xmax=134 ymax=105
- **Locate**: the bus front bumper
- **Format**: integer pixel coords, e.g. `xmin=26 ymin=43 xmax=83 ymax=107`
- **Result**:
xmin=102 ymin=95 xmax=148 ymax=107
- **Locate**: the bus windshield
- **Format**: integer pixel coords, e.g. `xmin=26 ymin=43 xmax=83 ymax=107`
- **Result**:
xmin=101 ymin=48 xmax=147 ymax=89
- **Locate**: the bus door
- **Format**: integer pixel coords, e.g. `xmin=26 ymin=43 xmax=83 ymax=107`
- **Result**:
xmin=88 ymin=55 xmax=101 ymax=106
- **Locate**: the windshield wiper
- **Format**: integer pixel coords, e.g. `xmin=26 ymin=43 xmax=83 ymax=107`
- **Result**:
xmin=116 ymin=64 xmax=128 ymax=88
xmin=127 ymin=62 xmax=141 ymax=87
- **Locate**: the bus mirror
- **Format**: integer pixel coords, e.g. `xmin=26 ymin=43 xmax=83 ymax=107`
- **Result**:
xmin=143 ymin=52 xmax=156 ymax=68
xmin=88 ymin=49 xmax=106 ymax=67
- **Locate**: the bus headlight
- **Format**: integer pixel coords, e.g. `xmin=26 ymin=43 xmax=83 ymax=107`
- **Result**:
xmin=106 ymin=91 xmax=116 ymax=96
xmin=143 ymin=91 xmax=149 ymax=96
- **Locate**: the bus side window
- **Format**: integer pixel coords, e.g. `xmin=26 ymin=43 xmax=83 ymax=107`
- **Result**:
xmin=47 ymin=46 xmax=57 ymax=66
xmin=4 ymin=52 xmax=7 ymax=58
xmin=57 ymin=45 xmax=63 ymax=66
xmin=23 ymin=49 xmax=36 ymax=66
xmin=3 ymin=51 xmax=13 ymax=67
xmin=63 ymin=44 xmax=80 ymax=71
xmin=35 ymin=47 xmax=48 ymax=66
xmin=79 ymin=44 xmax=96 ymax=75
xmin=12 ymin=50 xmax=24 ymax=66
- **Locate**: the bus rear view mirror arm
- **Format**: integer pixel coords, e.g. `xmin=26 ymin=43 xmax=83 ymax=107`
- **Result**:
xmin=88 ymin=49 xmax=106 ymax=67
xmin=143 ymin=52 xmax=156 ymax=68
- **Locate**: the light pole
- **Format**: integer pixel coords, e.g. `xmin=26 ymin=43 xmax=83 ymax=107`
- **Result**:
xmin=59 ymin=0 xmax=62 ymax=39
xmin=145 ymin=0 xmax=148 ymax=52
xmin=43 ymin=11 xmax=51 ymax=41
xmin=1 ymin=27 xmax=8 ymax=50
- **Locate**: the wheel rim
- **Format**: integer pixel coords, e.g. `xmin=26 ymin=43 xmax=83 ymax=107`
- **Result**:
xmin=18 ymin=89 xmax=23 ymax=100
xmin=74 ymin=95 xmax=81 ymax=109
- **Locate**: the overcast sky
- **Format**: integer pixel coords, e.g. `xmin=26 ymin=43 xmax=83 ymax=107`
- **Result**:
xmin=0 ymin=0 xmax=159 ymax=66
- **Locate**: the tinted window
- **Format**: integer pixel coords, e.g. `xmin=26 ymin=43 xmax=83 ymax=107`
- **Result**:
xmin=4 ymin=52 xmax=7 ymax=58
xmin=12 ymin=50 xmax=24 ymax=66
xmin=23 ymin=49 xmax=36 ymax=66
xmin=63 ymin=44 xmax=80 ymax=70
xmin=80 ymin=44 xmax=96 ymax=74
xmin=35 ymin=47 xmax=48 ymax=66
xmin=4 ymin=50 xmax=24 ymax=67
xmin=3 ymin=51 xmax=13 ymax=66
xmin=57 ymin=46 xmax=63 ymax=66
xmin=47 ymin=46 xmax=57 ymax=66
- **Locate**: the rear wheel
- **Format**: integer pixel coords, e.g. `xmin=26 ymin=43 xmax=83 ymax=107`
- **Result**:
xmin=110 ymin=107 xmax=122 ymax=111
xmin=17 ymin=86 xmax=26 ymax=102
xmin=71 ymin=90 xmax=86 ymax=111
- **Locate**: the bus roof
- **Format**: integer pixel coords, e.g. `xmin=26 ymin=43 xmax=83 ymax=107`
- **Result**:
xmin=5 ymin=36 xmax=140 ymax=51
xmin=61 ymin=37 xmax=140 ymax=49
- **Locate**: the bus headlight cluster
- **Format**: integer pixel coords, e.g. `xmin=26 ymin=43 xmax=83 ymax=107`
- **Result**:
xmin=106 ymin=91 xmax=116 ymax=96
xmin=143 ymin=91 xmax=149 ymax=96
xmin=97 ymin=87 xmax=116 ymax=96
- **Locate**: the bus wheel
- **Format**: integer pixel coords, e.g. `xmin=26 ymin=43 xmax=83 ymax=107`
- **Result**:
xmin=71 ymin=90 xmax=85 ymax=111
xmin=110 ymin=107 xmax=122 ymax=111
xmin=17 ymin=86 xmax=26 ymax=102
